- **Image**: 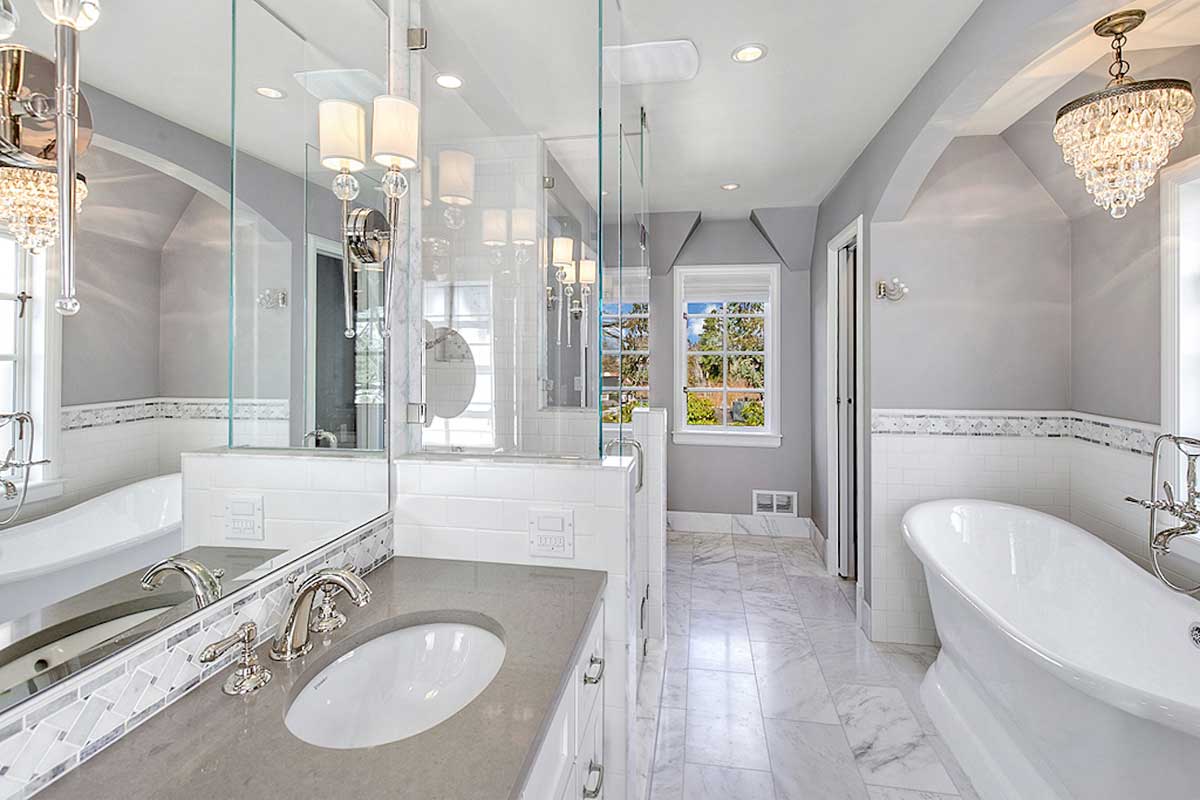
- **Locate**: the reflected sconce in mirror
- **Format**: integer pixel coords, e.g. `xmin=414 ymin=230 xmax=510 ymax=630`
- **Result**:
xmin=318 ymin=93 xmax=419 ymax=339
xmin=0 ymin=0 xmax=101 ymax=317
xmin=438 ymin=149 xmax=474 ymax=230
xmin=511 ymin=207 xmax=535 ymax=265
xmin=573 ymin=257 xmax=596 ymax=351
xmin=875 ymin=277 xmax=908 ymax=301
xmin=551 ymin=235 xmax=575 ymax=346
xmin=560 ymin=260 xmax=577 ymax=348
xmin=481 ymin=208 xmax=508 ymax=266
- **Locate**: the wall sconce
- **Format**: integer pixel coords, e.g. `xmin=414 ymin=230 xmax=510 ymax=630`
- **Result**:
xmin=551 ymin=235 xmax=575 ymax=347
xmin=438 ymin=149 xmax=474 ymax=230
xmin=511 ymin=207 xmax=536 ymax=265
xmin=876 ymin=277 xmax=909 ymax=302
xmin=318 ymin=93 xmax=418 ymax=339
xmin=574 ymin=257 xmax=596 ymax=347
xmin=481 ymin=208 xmax=508 ymax=266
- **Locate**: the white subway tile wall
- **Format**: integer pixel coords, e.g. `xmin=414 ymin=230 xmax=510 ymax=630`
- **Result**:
xmin=181 ymin=451 xmax=388 ymax=557
xmin=868 ymin=409 xmax=1184 ymax=646
xmin=0 ymin=516 xmax=393 ymax=799
xmin=32 ymin=399 xmax=289 ymax=521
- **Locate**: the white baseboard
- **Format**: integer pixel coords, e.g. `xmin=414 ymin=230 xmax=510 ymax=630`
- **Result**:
xmin=667 ymin=510 xmax=813 ymax=538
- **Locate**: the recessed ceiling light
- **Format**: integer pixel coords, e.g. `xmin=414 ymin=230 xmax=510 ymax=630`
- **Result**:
xmin=731 ymin=43 xmax=767 ymax=64
xmin=255 ymin=86 xmax=286 ymax=100
xmin=720 ymin=183 xmax=740 ymax=191
xmin=435 ymin=73 xmax=464 ymax=90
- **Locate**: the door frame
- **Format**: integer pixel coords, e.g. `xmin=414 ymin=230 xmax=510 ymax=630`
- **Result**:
xmin=825 ymin=215 xmax=867 ymax=580
xmin=305 ymin=234 xmax=345 ymax=436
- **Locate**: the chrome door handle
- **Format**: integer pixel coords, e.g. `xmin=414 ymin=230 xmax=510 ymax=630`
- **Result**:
xmin=582 ymin=760 xmax=604 ymax=798
xmin=582 ymin=654 xmax=604 ymax=685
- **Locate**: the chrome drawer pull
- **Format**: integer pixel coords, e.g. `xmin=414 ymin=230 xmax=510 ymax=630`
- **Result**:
xmin=582 ymin=654 xmax=604 ymax=685
xmin=583 ymin=760 xmax=604 ymax=798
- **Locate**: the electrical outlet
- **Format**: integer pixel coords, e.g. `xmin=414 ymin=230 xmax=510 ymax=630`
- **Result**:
xmin=529 ymin=507 xmax=575 ymax=558
xmin=225 ymin=494 xmax=264 ymax=541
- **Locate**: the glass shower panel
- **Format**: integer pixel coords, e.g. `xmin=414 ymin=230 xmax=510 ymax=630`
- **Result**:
xmin=411 ymin=0 xmax=604 ymax=457
xmin=231 ymin=0 xmax=393 ymax=450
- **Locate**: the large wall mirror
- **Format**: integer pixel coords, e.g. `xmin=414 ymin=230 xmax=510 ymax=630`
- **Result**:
xmin=0 ymin=0 xmax=389 ymax=714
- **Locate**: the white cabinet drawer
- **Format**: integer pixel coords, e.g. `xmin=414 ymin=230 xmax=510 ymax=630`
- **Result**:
xmin=522 ymin=672 xmax=576 ymax=800
xmin=577 ymin=701 xmax=606 ymax=799
xmin=575 ymin=602 xmax=605 ymax=748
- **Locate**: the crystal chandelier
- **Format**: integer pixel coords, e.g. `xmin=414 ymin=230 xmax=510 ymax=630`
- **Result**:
xmin=0 ymin=167 xmax=86 ymax=252
xmin=1053 ymin=10 xmax=1194 ymax=219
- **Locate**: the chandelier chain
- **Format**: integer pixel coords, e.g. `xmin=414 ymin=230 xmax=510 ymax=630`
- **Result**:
xmin=1109 ymin=32 xmax=1131 ymax=84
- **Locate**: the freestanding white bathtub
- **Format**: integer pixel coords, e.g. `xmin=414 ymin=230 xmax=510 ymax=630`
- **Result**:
xmin=0 ymin=474 xmax=182 ymax=622
xmin=903 ymin=500 xmax=1200 ymax=800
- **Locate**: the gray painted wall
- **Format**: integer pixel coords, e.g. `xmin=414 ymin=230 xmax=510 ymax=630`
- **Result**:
xmin=63 ymin=232 xmax=162 ymax=405
xmin=651 ymin=219 xmax=812 ymax=516
xmin=870 ymin=136 xmax=1071 ymax=410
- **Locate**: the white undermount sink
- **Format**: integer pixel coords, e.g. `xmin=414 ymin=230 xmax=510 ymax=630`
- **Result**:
xmin=285 ymin=621 xmax=506 ymax=749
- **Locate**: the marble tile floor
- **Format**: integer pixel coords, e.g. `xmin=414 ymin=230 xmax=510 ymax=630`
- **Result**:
xmin=648 ymin=531 xmax=978 ymax=800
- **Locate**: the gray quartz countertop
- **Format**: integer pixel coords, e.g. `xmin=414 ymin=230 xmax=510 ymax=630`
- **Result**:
xmin=37 ymin=557 xmax=607 ymax=800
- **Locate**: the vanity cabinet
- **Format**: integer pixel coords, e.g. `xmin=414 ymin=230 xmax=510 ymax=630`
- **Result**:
xmin=521 ymin=602 xmax=606 ymax=800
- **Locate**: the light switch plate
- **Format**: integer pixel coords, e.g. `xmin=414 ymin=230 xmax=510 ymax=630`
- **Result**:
xmin=529 ymin=506 xmax=575 ymax=558
xmin=225 ymin=493 xmax=264 ymax=541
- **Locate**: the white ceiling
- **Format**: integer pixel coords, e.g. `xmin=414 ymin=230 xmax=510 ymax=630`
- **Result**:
xmin=618 ymin=0 xmax=983 ymax=218
xmin=963 ymin=0 xmax=1200 ymax=135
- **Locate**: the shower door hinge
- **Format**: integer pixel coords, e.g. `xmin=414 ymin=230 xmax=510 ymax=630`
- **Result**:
xmin=406 ymin=402 xmax=427 ymax=424
xmin=407 ymin=28 xmax=428 ymax=50
xmin=543 ymin=176 xmax=556 ymax=190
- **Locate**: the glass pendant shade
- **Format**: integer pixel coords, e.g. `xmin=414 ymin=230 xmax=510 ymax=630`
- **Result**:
xmin=421 ymin=155 xmax=432 ymax=208
xmin=1054 ymin=80 xmax=1194 ymax=218
xmin=552 ymin=235 xmax=575 ymax=268
xmin=481 ymin=209 xmax=508 ymax=247
xmin=318 ymin=99 xmax=366 ymax=172
xmin=371 ymin=95 xmax=419 ymax=170
xmin=0 ymin=167 xmax=87 ymax=252
xmin=438 ymin=149 xmax=475 ymax=206
xmin=511 ymin=208 xmax=536 ymax=246
xmin=36 ymin=0 xmax=98 ymax=29
xmin=578 ymin=258 xmax=597 ymax=285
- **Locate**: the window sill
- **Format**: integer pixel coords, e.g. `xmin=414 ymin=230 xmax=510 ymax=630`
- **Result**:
xmin=0 ymin=479 xmax=64 ymax=509
xmin=672 ymin=430 xmax=781 ymax=448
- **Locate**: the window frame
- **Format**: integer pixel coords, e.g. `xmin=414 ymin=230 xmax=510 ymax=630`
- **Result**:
xmin=672 ymin=263 xmax=782 ymax=448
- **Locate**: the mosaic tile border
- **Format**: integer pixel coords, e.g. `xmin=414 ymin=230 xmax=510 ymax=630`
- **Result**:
xmin=0 ymin=515 xmax=393 ymax=799
xmin=871 ymin=410 xmax=1158 ymax=456
xmin=61 ymin=398 xmax=290 ymax=431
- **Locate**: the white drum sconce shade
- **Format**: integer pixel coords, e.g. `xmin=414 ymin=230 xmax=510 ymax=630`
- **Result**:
xmin=482 ymin=209 xmax=508 ymax=247
xmin=511 ymin=208 xmax=536 ymax=246
xmin=552 ymin=236 xmax=575 ymax=269
xmin=371 ymin=95 xmax=419 ymax=170
xmin=318 ymin=99 xmax=366 ymax=172
xmin=438 ymin=149 xmax=475 ymax=206
xmin=578 ymin=258 xmax=597 ymax=285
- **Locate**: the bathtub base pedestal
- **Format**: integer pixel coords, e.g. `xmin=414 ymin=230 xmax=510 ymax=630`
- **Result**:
xmin=921 ymin=652 xmax=1065 ymax=800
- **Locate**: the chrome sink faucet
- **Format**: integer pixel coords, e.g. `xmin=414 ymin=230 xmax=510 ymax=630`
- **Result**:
xmin=141 ymin=557 xmax=225 ymax=608
xmin=271 ymin=567 xmax=371 ymax=661
xmin=1125 ymin=433 xmax=1200 ymax=594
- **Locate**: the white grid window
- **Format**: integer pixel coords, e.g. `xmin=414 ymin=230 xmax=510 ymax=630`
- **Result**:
xmin=601 ymin=301 xmax=649 ymax=424
xmin=673 ymin=263 xmax=781 ymax=448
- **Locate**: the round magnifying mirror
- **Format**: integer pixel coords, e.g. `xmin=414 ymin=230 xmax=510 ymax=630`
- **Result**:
xmin=425 ymin=326 xmax=475 ymax=423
